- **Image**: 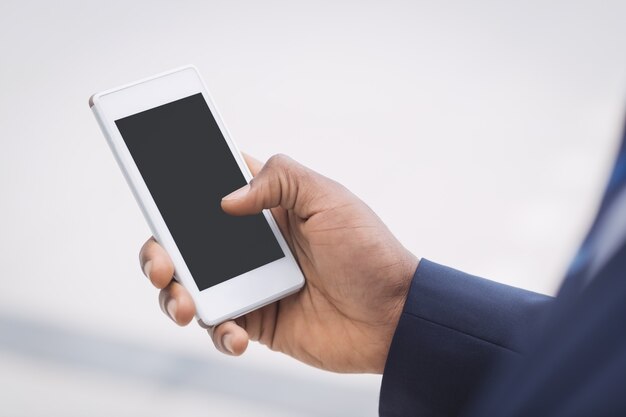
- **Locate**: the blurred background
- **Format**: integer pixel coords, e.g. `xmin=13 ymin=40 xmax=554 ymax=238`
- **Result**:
xmin=1 ymin=0 xmax=625 ymax=415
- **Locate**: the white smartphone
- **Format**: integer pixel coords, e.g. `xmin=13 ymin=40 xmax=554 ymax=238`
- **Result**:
xmin=90 ymin=65 xmax=305 ymax=326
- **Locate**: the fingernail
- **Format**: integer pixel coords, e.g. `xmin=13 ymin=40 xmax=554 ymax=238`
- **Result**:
xmin=143 ymin=260 xmax=153 ymax=279
xmin=222 ymin=333 xmax=234 ymax=354
xmin=166 ymin=298 xmax=177 ymax=321
xmin=222 ymin=184 xmax=250 ymax=201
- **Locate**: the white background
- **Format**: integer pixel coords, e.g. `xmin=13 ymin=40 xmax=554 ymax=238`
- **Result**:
xmin=1 ymin=1 xmax=625 ymax=416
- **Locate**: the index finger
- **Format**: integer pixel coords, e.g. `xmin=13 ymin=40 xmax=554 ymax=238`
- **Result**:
xmin=139 ymin=237 xmax=175 ymax=289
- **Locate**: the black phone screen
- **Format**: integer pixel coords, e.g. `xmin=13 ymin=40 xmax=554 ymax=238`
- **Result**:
xmin=115 ymin=93 xmax=284 ymax=291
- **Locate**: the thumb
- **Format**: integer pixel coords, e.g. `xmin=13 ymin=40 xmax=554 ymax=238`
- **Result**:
xmin=221 ymin=154 xmax=332 ymax=218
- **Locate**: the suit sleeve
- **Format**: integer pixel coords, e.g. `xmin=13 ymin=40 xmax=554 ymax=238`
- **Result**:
xmin=379 ymin=259 xmax=553 ymax=417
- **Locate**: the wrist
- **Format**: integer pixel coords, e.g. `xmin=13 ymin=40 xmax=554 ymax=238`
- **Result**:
xmin=372 ymin=254 xmax=420 ymax=373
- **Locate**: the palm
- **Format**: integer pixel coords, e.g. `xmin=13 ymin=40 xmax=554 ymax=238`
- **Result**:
xmin=252 ymin=193 xmax=415 ymax=373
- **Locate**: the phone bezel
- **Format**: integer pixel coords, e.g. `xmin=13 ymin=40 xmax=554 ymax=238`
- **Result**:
xmin=90 ymin=66 xmax=304 ymax=326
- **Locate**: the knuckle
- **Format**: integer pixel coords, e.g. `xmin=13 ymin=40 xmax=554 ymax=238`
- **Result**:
xmin=266 ymin=153 xmax=291 ymax=169
xmin=141 ymin=239 xmax=157 ymax=258
xmin=267 ymin=154 xmax=302 ymax=182
xmin=139 ymin=240 xmax=151 ymax=258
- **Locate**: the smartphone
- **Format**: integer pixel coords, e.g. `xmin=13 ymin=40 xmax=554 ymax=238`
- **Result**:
xmin=90 ymin=65 xmax=305 ymax=326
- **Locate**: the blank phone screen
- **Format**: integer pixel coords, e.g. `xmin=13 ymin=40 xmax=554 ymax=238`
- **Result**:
xmin=115 ymin=93 xmax=284 ymax=291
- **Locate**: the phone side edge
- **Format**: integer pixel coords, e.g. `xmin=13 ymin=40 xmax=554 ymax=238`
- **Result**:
xmin=90 ymin=104 xmax=162 ymax=240
xmin=90 ymin=103 xmax=202 ymax=316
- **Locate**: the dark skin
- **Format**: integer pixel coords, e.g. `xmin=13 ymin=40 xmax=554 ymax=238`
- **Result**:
xmin=140 ymin=154 xmax=418 ymax=373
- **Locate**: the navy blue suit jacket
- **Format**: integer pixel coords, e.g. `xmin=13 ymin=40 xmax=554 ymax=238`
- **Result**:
xmin=380 ymin=135 xmax=626 ymax=416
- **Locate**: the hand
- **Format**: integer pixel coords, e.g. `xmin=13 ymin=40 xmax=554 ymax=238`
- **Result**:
xmin=139 ymin=154 xmax=418 ymax=373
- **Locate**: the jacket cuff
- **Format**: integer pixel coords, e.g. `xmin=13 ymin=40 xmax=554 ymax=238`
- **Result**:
xmin=379 ymin=259 xmax=551 ymax=417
